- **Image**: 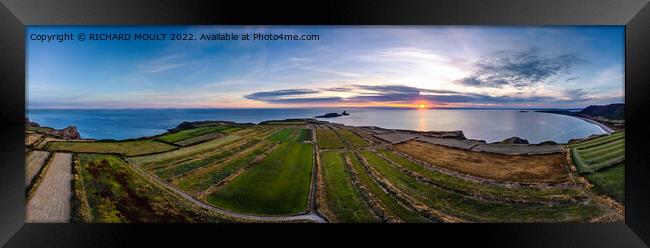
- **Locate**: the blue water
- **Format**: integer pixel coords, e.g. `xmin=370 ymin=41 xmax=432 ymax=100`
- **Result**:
xmin=26 ymin=108 xmax=606 ymax=143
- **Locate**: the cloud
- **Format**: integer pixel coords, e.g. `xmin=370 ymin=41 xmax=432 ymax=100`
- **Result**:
xmin=140 ymin=55 xmax=187 ymax=73
xmin=244 ymin=84 xmax=592 ymax=106
xmin=244 ymin=89 xmax=342 ymax=104
xmin=456 ymin=47 xmax=584 ymax=88
xmin=564 ymin=88 xmax=589 ymax=99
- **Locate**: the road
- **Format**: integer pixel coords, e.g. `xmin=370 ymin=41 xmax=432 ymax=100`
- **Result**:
xmin=26 ymin=153 xmax=72 ymax=223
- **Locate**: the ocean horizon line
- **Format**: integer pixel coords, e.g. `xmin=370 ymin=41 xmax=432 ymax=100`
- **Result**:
xmin=26 ymin=106 xmax=592 ymax=111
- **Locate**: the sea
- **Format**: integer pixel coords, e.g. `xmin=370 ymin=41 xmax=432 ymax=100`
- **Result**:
xmin=26 ymin=108 xmax=606 ymax=144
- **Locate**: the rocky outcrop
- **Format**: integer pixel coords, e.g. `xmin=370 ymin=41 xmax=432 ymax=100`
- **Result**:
xmin=315 ymin=111 xmax=350 ymax=118
xmin=420 ymin=130 xmax=466 ymax=140
xmin=537 ymin=141 xmax=558 ymax=145
xmin=25 ymin=117 xmax=40 ymax=128
xmin=25 ymin=118 xmax=81 ymax=140
xmin=494 ymin=137 xmax=529 ymax=144
xmin=54 ymin=126 xmax=81 ymax=140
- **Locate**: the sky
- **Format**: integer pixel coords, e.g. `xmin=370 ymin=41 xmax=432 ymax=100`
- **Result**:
xmin=27 ymin=26 xmax=624 ymax=109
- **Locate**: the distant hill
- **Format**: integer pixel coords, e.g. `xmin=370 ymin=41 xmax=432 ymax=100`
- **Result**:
xmin=578 ymin=103 xmax=624 ymax=120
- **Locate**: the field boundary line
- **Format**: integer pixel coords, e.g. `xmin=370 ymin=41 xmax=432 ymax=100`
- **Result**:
xmin=344 ymin=154 xmax=395 ymax=222
xmin=354 ymin=151 xmax=465 ymax=223
xmin=122 ymin=154 xmax=326 ymax=223
xmin=70 ymin=153 xmax=93 ymax=222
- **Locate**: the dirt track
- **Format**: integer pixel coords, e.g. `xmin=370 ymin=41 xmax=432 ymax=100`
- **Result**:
xmin=26 ymin=153 xmax=72 ymax=223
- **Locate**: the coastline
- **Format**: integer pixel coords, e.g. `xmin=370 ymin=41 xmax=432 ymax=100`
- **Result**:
xmin=27 ymin=108 xmax=612 ymax=143
xmin=574 ymin=115 xmax=614 ymax=134
xmin=536 ymin=110 xmax=615 ymax=135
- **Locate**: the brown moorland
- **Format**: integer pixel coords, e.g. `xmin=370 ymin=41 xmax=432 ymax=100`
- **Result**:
xmin=394 ymin=141 xmax=569 ymax=183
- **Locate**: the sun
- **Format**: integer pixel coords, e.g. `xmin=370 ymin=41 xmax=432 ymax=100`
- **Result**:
xmin=418 ymin=104 xmax=426 ymax=109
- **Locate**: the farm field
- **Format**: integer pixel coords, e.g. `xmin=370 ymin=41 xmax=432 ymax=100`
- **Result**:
xmin=26 ymin=153 xmax=72 ymax=223
xmin=175 ymin=141 xmax=276 ymax=196
xmin=394 ymin=141 xmax=570 ymax=183
xmin=156 ymin=125 xmax=237 ymax=144
xmin=25 ymin=150 xmax=50 ymax=187
xmin=174 ymin=132 xmax=225 ymax=146
xmin=570 ymin=132 xmax=624 ymax=174
xmin=359 ymin=150 xmax=607 ymax=222
xmin=77 ymin=154 xmax=223 ymax=222
xmin=206 ymin=142 xmax=314 ymax=215
xmin=585 ymin=163 xmax=624 ymax=203
xmin=569 ymin=132 xmax=625 ymax=204
xmin=320 ymin=151 xmax=378 ymax=222
xmin=152 ymin=139 xmax=261 ymax=180
xmin=26 ymin=119 xmax=622 ymax=223
xmin=26 ymin=133 xmax=44 ymax=146
xmin=127 ymin=134 xmax=242 ymax=166
xmin=267 ymin=128 xmax=311 ymax=142
xmin=336 ymin=129 xmax=368 ymax=148
xmin=379 ymin=149 xmax=585 ymax=201
xmin=47 ymin=139 xmax=176 ymax=156
xmin=346 ymin=152 xmax=430 ymax=223
xmin=317 ymin=129 xmax=345 ymax=149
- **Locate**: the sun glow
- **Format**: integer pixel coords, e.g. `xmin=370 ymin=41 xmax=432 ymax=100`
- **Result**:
xmin=418 ymin=104 xmax=426 ymax=109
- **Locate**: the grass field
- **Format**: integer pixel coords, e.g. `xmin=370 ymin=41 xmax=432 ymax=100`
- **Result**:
xmin=175 ymin=141 xmax=275 ymax=195
xmin=267 ymin=128 xmax=311 ymax=142
xmin=585 ymin=163 xmax=624 ymax=203
xmin=47 ymin=140 xmax=177 ymax=156
xmin=317 ymin=129 xmax=345 ymax=149
xmin=78 ymin=154 xmax=220 ymax=223
xmin=156 ymin=126 xmax=234 ymax=143
xmin=127 ymin=134 xmax=241 ymax=166
xmin=347 ymin=153 xmax=429 ymax=222
xmin=174 ymin=132 xmax=225 ymax=146
xmin=570 ymin=132 xmax=624 ymax=174
xmin=337 ymin=129 xmax=368 ymax=148
xmin=320 ymin=151 xmax=377 ymax=222
xmin=360 ymin=150 xmax=607 ymax=222
xmin=153 ymin=139 xmax=260 ymax=180
xmin=206 ymin=142 xmax=314 ymax=215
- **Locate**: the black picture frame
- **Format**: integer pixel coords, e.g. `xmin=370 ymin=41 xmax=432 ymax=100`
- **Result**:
xmin=1 ymin=0 xmax=649 ymax=247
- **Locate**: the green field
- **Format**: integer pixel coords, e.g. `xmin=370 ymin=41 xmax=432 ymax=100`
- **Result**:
xmin=153 ymin=139 xmax=260 ymax=180
xmin=317 ymin=129 xmax=345 ymax=149
xmin=267 ymin=128 xmax=311 ymax=142
xmin=127 ymin=134 xmax=241 ymax=166
xmin=360 ymin=150 xmax=607 ymax=222
xmin=570 ymin=132 xmax=624 ymax=174
xmin=176 ymin=142 xmax=274 ymax=195
xmin=321 ymin=151 xmax=377 ymax=222
xmin=347 ymin=153 xmax=429 ymax=222
xmin=156 ymin=126 xmax=235 ymax=143
xmin=585 ymin=163 xmax=625 ymax=203
xmin=47 ymin=140 xmax=176 ymax=156
xmin=78 ymin=154 xmax=220 ymax=222
xmin=206 ymin=142 xmax=314 ymax=215
xmin=337 ymin=129 xmax=368 ymax=147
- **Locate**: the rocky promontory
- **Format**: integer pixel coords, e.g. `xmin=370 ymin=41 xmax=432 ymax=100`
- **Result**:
xmin=26 ymin=118 xmax=81 ymax=140
xmin=315 ymin=111 xmax=349 ymax=118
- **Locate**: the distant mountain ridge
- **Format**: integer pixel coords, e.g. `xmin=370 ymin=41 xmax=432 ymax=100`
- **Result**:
xmin=578 ymin=103 xmax=624 ymax=120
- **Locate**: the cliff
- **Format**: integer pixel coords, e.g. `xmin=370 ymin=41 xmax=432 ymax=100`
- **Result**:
xmin=578 ymin=103 xmax=624 ymax=120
